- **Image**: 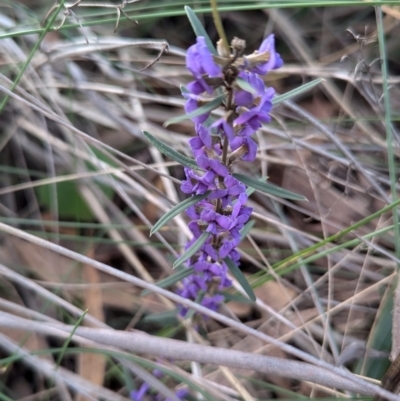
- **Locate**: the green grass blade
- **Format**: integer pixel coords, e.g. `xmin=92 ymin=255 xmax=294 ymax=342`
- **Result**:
xmin=233 ymin=173 xmax=307 ymax=201
xmin=55 ymin=309 xmax=87 ymax=369
xmin=151 ymin=192 xmax=210 ymax=236
xmin=184 ymin=6 xmax=217 ymax=54
xmin=221 ymin=291 xmax=254 ymax=304
xmin=224 ymin=257 xmax=256 ymax=302
xmin=141 ymin=267 xmax=195 ymax=296
xmin=173 ymin=232 xmax=211 ymax=268
xmin=246 ymin=196 xmax=400 ymax=289
xmin=273 ymin=78 xmax=325 ymax=106
xmin=164 ymin=94 xmax=225 ymax=127
xmin=0 ymin=0 xmax=67 ymax=112
xmin=245 ymin=176 xmax=267 ymax=197
xmin=240 ymin=220 xmax=255 ymax=241
xmin=236 ymin=77 xmax=258 ymax=96
xmin=142 ymin=131 xmax=200 ymax=170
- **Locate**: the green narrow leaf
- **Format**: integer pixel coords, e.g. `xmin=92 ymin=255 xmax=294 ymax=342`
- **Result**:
xmin=356 ymin=285 xmax=392 ymax=380
xmin=141 ymin=267 xmax=194 ymax=296
xmin=0 ymin=0 xmax=67 ymax=112
xmin=150 ymin=192 xmax=210 ymax=236
xmin=180 ymin=85 xmax=189 ymax=95
xmin=56 ymin=309 xmax=87 ymax=368
xmin=142 ymin=310 xmax=179 ymax=324
xmin=142 ymin=131 xmax=200 ymax=170
xmin=245 ymin=176 xmax=267 ymax=197
xmin=220 ymin=291 xmax=254 ymax=304
xmin=273 ymin=78 xmax=325 ymax=105
xmin=236 ymin=77 xmax=258 ymax=96
xmin=173 ymin=232 xmax=211 ymax=269
xmin=240 ymin=220 xmax=255 ymax=241
xmin=233 ymin=173 xmax=307 ymax=201
xmin=184 ymin=290 xmax=206 ymax=320
xmin=224 ymin=257 xmax=256 ymax=302
xmin=164 ymin=95 xmax=225 ymax=127
xmin=184 ymin=6 xmax=217 ymax=55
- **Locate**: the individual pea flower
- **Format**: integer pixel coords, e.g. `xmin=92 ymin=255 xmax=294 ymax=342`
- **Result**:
xmin=186 ymin=36 xmax=222 ymax=93
xmin=131 ymin=383 xmax=150 ymax=401
xmin=176 ymin=34 xmax=282 ymax=317
xmin=244 ymin=34 xmax=284 ymax=75
xmin=130 ymin=376 xmax=188 ymax=401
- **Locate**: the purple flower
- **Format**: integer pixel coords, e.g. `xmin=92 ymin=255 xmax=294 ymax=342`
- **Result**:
xmin=249 ymin=34 xmax=283 ymax=75
xmin=225 ymin=175 xmax=246 ymax=194
xmin=231 ymin=136 xmax=258 ymax=162
xmin=235 ymin=87 xmax=275 ymax=128
xmin=131 ymin=383 xmax=150 ymax=401
xmin=181 ymin=168 xmax=208 ymax=195
xmin=186 ymin=80 xmax=208 ymax=95
xmin=235 ymin=71 xmax=266 ymax=106
xmin=220 ymin=193 xmax=252 ymax=231
xmin=201 ymin=294 xmax=225 ymax=311
xmin=163 ymin=389 xmax=188 ymax=401
xmin=175 ymin=389 xmax=188 ymax=400
xmin=219 ymin=236 xmax=240 ymax=259
xmin=131 ymin=372 xmax=188 ymax=401
xmin=188 ymin=125 xmax=212 ymax=157
xmin=211 ymin=117 xmax=235 ymax=141
xmin=184 ymin=97 xmax=209 ymax=124
xmin=186 ymin=37 xmax=222 ymax=94
xmin=228 ymin=249 xmax=241 ymax=262
xmin=180 ymin=275 xmax=208 ymax=299
xmin=203 ymin=243 xmax=219 ymax=260
xmin=194 ymin=260 xmax=221 ymax=275
xmin=196 ymin=155 xmax=229 ymax=186
xmin=185 ymin=204 xmax=199 ymax=220
xmin=236 ymin=123 xmax=257 ymax=137
xmin=197 ymin=205 xmax=239 ymax=236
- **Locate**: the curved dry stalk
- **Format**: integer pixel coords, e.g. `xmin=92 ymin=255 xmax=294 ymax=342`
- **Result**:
xmin=0 ymin=222 xmax=398 ymax=400
xmin=0 ymin=312 xmax=387 ymax=396
xmin=41 ymin=39 xmax=169 ymax=65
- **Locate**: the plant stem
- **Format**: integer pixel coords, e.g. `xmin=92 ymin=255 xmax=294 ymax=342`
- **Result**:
xmin=210 ymin=0 xmax=229 ymax=54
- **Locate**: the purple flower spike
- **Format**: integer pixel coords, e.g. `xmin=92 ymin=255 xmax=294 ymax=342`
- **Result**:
xmin=175 ymin=35 xmax=282 ymax=318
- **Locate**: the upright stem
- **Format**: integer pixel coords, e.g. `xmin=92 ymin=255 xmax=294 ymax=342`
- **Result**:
xmin=210 ymin=0 xmax=229 ymax=54
xmin=221 ymin=137 xmax=229 ymax=165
